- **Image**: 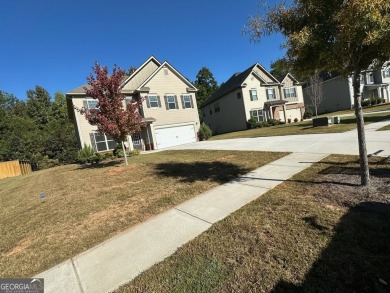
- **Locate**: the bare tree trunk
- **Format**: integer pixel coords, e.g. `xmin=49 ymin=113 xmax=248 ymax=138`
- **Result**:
xmin=122 ymin=141 xmax=128 ymax=166
xmin=352 ymin=70 xmax=369 ymax=186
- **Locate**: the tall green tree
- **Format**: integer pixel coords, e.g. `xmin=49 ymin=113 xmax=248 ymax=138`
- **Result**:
xmin=244 ymin=0 xmax=390 ymax=186
xmin=270 ymin=57 xmax=294 ymax=79
xmin=26 ymin=85 xmax=52 ymax=125
xmin=194 ymin=67 xmax=219 ymax=108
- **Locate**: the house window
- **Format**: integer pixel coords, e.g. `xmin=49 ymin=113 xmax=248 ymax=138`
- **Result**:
xmin=214 ymin=103 xmax=220 ymax=113
xmin=87 ymin=100 xmax=98 ymax=109
xmin=250 ymin=109 xmax=264 ymax=122
xmin=237 ymin=92 xmax=242 ymax=99
xmin=267 ymin=88 xmax=276 ymax=100
xmin=165 ymin=94 xmax=177 ymax=110
xmin=90 ymin=133 xmax=116 ymax=152
xmin=283 ymin=87 xmax=297 ymax=98
xmin=203 ymin=110 xmax=206 ymax=117
xmin=360 ymin=74 xmax=365 ymax=84
xmin=249 ymin=89 xmax=258 ymax=101
xmin=383 ymin=69 xmax=390 ymax=78
xmin=209 ymin=108 xmax=213 ymax=115
xmin=182 ymin=94 xmax=192 ymax=109
xmin=367 ymin=72 xmax=374 ymax=83
xmin=147 ymin=95 xmax=159 ymax=108
xmin=132 ymin=133 xmax=141 ymax=146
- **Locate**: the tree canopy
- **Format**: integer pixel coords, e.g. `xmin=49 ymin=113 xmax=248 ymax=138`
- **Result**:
xmin=194 ymin=67 xmax=219 ymax=108
xmin=244 ymin=0 xmax=390 ymax=185
xmin=0 ymin=89 xmax=78 ymax=168
xmin=270 ymin=57 xmax=294 ymax=79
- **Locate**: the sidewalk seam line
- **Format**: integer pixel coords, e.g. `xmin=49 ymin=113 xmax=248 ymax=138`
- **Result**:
xmin=70 ymin=258 xmax=85 ymax=293
xmin=174 ymin=208 xmax=214 ymax=225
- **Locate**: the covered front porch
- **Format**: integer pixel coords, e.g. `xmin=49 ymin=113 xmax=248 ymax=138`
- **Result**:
xmin=128 ymin=117 xmax=156 ymax=151
xmin=363 ymin=84 xmax=390 ymax=102
xmin=264 ymin=100 xmax=288 ymax=122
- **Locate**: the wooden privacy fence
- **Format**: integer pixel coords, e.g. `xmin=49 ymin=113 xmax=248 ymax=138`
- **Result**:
xmin=0 ymin=160 xmax=32 ymax=179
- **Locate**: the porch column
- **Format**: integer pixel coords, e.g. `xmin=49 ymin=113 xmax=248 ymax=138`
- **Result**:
xmin=145 ymin=124 xmax=152 ymax=150
xmin=282 ymin=104 xmax=287 ymax=122
xmin=128 ymin=135 xmax=134 ymax=151
xmin=269 ymin=106 xmax=274 ymax=119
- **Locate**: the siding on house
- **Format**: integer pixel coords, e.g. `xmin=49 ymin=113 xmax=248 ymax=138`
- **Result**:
xmin=203 ymin=88 xmax=247 ymax=134
xmin=202 ymin=64 xmax=305 ymax=134
xmin=142 ymin=66 xmax=200 ymax=133
xmin=122 ymin=60 xmax=160 ymax=91
xmin=67 ymin=56 xmax=199 ymax=151
xmin=304 ymin=76 xmax=353 ymax=114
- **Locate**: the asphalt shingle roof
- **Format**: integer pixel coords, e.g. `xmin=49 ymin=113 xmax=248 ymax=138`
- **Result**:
xmin=201 ymin=64 xmax=256 ymax=108
xmin=66 ymin=75 xmax=130 ymax=94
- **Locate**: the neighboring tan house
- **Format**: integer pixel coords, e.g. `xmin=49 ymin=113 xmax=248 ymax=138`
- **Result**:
xmin=66 ymin=56 xmax=200 ymax=152
xmin=303 ymin=61 xmax=390 ymax=114
xmin=201 ymin=63 xmax=305 ymax=134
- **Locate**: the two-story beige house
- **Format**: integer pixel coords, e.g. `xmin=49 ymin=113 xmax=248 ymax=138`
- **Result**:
xmin=66 ymin=56 xmax=200 ymax=151
xmin=201 ymin=63 xmax=305 ymax=134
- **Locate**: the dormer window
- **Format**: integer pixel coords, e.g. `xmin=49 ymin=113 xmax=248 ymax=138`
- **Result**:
xmin=383 ymin=69 xmax=390 ymax=78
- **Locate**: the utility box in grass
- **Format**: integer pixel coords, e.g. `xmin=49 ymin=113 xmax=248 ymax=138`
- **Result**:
xmin=313 ymin=117 xmax=332 ymax=127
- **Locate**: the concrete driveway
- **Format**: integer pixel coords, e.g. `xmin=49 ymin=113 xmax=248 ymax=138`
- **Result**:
xmin=173 ymin=120 xmax=390 ymax=157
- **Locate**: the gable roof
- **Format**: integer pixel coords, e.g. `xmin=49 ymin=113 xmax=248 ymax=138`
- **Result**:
xmin=201 ymin=63 xmax=280 ymax=108
xmin=137 ymin=61 xmax=197 ymax=91
xmin=280 ymin=73 xmax=300 ymax=85
xmin=120 ymin=56 xmax=161 ymax=88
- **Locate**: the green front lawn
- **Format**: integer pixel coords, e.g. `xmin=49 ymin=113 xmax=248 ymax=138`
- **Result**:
xmin=117 ymin=155 xmax=390 ymax=293
xmin=210 ymin=112 xmax=390 ymax=140
xmin=0 ymin=150 xmax=287 ymax=277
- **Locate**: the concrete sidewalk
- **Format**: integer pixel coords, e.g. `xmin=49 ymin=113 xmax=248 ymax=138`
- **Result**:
xmin=35 ymin=152 xmax=327 ymax=293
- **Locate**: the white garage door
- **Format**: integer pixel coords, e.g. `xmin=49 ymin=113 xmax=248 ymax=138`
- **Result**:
xmin=155 ymin=124 xmax=196 ymax=149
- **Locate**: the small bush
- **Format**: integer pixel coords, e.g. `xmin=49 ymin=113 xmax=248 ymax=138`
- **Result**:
xmin=303 ymin=108 xmax=313 ymax=119
xmin=77 ymin=144 xmax=101 ymax=164
xmin=247 ymin=118 xmax=258 ymax=129
xmin=32 ymin=153 xmax=60 ymax=170
xmin=268 ymin=119 xmax=279 ymax=126
xmin=199 ymin=123 xmax=212 ymax=140
xmin=294 ymin=118 xmax=299 ymax=123
xmin=288 ymin=118 xmax=292 ymax=123
xmin=361 ymin=99 xmax=371 ymax=107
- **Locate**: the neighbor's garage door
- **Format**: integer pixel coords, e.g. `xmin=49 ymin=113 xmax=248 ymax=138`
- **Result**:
xmin=155 ymin=124 xmax=196 ymax=149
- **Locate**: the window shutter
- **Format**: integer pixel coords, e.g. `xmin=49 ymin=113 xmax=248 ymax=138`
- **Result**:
xmin=164 ymin=96 xmax=169 ymax=110
xmin=146 ymin=97 xmax=150 ymax=108
xmin=190 ymin=95 xmax=194 ymax=108
xmin=157 ymin=96 xmax=161 ymax=107
xmin=83 ymin=100 xmax=90 ymax=115
xmin=89 ymin=133 xmax=97 ymax=152
xmin=174 ymin=95 xmax=179 ymax=109
xmin=181 ymin=95 xmax=185 ymax=108
xmin=250 ymin=90 xmax=253 ymax=101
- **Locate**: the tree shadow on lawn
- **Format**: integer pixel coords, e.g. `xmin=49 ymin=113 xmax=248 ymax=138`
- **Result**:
xmin=154 ymin=161 xmax=248 ymax=184
xmin=272 ymin=201 xmax=390 ymax=293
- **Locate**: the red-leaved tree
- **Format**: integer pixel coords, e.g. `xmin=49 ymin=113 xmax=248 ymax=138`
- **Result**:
xmin=80 ymin=62 xmax=146 ymax=165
